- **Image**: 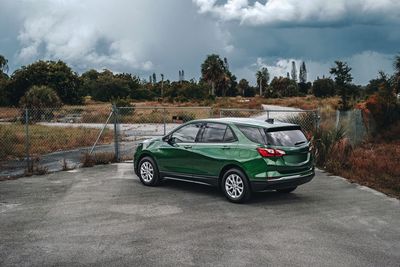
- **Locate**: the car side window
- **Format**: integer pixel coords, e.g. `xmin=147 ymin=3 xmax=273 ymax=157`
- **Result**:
xmin=236 ymin=125 xmax=266 ymax=145
xmin=200 ymin=123 xmax=227 ymax=143
xmin=223 ymin=127 xmax=237 ymax=142
xmin=171 ymin=123 xmax=201 ymax=143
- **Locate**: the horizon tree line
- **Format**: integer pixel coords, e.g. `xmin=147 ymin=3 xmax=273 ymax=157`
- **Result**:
xmin=0 ymin=53 xmax=399 ymax=111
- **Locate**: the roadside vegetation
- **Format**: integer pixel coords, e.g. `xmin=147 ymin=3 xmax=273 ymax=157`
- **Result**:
xmin=0 ymin=53 xmax=399 ymax=197
xmin=0 ymin=124 xmax=113 ymax=161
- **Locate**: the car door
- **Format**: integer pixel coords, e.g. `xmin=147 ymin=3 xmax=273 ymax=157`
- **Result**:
xmin=157 ymin=122 xmax=203 ymax=177
xmin=190 ymin=123 xmax=238 ymax=183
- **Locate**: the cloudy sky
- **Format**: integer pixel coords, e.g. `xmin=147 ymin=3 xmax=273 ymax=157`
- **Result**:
xmin=0 ymin=0 xmax=399 ymax=85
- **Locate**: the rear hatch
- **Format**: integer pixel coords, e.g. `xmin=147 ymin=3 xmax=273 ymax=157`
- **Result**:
xmin=264 ymin=126 xmax=312 ymax=174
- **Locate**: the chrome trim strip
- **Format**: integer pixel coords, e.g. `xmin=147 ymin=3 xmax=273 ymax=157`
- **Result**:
xmin=268 ymin=173 xmax=312 ymax=182
xmin=163 ymin=176 xmax=211 ymax=186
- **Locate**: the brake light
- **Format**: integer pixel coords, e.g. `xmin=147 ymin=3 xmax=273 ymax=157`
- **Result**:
xmin=257 ymin=147 xmax=286 ymax=157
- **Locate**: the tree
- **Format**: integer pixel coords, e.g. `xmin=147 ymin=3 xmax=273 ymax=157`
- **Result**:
xmin=365 ymin=71 xmax=398 ymax=128
xmin=19 ymin=85 xmax=62 ymax=122
xmin=366 ymin=71 xmax=388 ymax=96
xmin=312 ymin=78 xmax=335 ymax=97
xmin=237 ymin=79 xmax=250 ymax=96
xmin=8 ymin=60 xmax=80 ymax=106
xmin=160 ymin=73 xmax=164 ymax=97
xmin=0 ymin=74 xmax=9 ymax=106
xmin=270 ymin=77 xmax=299 ymax=97
xmin=0 ymin=54 xmax=9 ymax=74
xmin=299 ymin=61 xmax=307 ymax=84
xmin=201 ymin=54 xmax=226 ymax=96
xmin=152 ymin=73 xmax=157 ymax=83
xmin=0 ymin=55 xmax=10 ymax=105
xmin=330 ymin=61 xmax=353 ymax=110
xmin=291 ymin=61 xmax=297 ymax=82
xmin=19 ymin=85 xmax=62 ymax=108
xmin=394 ymin=54 xmax=400 ymax=94
xmin=256 ymin=67 xmax=269 ymax=96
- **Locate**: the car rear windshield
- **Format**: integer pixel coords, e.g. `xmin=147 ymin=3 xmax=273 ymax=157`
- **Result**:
xmin=237 ymin=125 xmax=307 ymax=147
xmin=265 ymin=128 xmax=307 ymax=146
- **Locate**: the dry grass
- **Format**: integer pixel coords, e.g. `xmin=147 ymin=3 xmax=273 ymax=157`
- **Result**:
xmin=211 ymin=95 xmax=340 ymax=110
xmin=320 ymin=122 xmax=400 ymax=198
xmin=0 ymin=107 xmax=21 ymax=121
xmin=80 ymin=152 xmax=117 ymax=167
xmin=332 ymin=141 xmax=400 ymax=198
xmin=0 ymin=124 xmax=113 ymax=160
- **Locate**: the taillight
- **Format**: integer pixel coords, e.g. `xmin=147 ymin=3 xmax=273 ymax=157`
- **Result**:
xmin=257 ymin=147 xmax=286 ymax=158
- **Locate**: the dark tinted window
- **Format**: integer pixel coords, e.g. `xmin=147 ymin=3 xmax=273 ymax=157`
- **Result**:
xmin=201 ymin=123 xmax=226 ymax=142
xmin=237 ymin=125 xmax=266 ymax=145
xmin=223 ymin=127 xmax=236 ymax=142
xmin=172 ymin=123 xmax=201 ymax=143
xmin=266 ymin=129 xmax=307 ymax=146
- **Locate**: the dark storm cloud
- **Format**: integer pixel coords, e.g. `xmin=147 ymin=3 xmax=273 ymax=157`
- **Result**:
xmin=0 ymin=0 xmax=399 ymax=85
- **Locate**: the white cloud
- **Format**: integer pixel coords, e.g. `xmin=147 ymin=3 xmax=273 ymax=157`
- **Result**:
xmin=193 ymin=0 xmax=400 ymax=26
xmin=11 ymin=0 xmax=231 ymax=78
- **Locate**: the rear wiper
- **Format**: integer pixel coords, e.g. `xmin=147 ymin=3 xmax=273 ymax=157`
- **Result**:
xmin=294 ymin=141 xmax=306 ymax=146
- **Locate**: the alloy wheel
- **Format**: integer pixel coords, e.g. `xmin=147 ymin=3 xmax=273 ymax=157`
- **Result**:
xmin=140 ymin=161 xmax=154 ymax=183
xmin=225 ymin=174 xmax=244 ymax=199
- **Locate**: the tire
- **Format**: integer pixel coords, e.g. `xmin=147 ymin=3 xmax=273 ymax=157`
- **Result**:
xmin=138 ymin=156 xmax=161 ymax=186
xmin=276 ymin=187 xmax=297 ymax=193
xmin=222 ymin=168 xmax=251 ymax=203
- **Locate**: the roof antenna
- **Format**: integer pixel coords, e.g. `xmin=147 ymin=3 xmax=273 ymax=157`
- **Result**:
xmin=265 ymin=118 xmax=274 ymax=124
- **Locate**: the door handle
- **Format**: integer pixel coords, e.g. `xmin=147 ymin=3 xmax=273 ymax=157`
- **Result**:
xmin=183 ymin=145 xmax=192 ymax=149
xmin=222 ymin=146 xmax=230 ymax=149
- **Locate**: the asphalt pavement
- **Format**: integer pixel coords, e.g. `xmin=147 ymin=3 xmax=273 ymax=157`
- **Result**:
xmin=0 ymin=164 xmax=399 ymax=266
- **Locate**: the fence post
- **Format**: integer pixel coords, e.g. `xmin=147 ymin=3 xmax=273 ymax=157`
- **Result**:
xmin=316 ymin=109 xmax=321 ymax=130
xmin=25 ymin=108 xmax=31 ymax=172
xmin=209 ymin=107 xmax=213 ymax=118
xmin=335 ymin=110 xmax=340 ymax=130
xmin=112 ymin=105 xmax=120 ymax=162
xmin=163 ymin=108 xmax=166 ymax=135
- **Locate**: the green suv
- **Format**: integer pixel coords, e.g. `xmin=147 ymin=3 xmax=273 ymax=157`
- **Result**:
xmin=134 ymin=118 xmax=314 ymax=203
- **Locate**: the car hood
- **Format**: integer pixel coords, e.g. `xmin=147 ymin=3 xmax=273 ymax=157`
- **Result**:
xmin=141 ymin=137 xmax=163 ymax=149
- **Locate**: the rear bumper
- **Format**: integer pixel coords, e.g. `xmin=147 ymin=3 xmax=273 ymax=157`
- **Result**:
xmin=250 ymin=171 xmax=315 ymax=192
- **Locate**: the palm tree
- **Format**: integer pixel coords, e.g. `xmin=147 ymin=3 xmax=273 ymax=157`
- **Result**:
xmin=256 ymin=67 xmax=269 ymax=96
xmin=201 ymin=54 xmax=225 ymax=96
xmin=160 ymin=73 xmax=164 ymax=97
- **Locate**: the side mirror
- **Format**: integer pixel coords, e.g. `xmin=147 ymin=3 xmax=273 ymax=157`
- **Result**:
xmin=169 ymin=137 xmax=177 ymax=145
xmin=163 ymin=135 xmax=176 ymax=145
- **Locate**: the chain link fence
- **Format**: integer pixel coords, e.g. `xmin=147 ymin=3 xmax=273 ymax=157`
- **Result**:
xmin=0 ymin=104 xmax=375 ymax=179
xmin=219 ymin=108 xmax=319 ymax=134
xmin=0 ymin=106 xmax=116 ymax=178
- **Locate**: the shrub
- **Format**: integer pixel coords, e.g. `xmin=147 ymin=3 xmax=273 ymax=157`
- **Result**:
xmin=19 ymin=85 xmax=62 ymax=108
xmin=175 ymin=111 xmax=196 ymax=122
xmin=19 ymin=85 xmax=62 ymax=122
xmin=311 ymin=125 xmax=346 ymax=167
xmin=312 ymin=78 xmax=335 ymax=97
xmin=112 ymin=97 xmax=135 ymax=116
xmin=364 ymin=80 xmax=399 ymax=130
xmin=80 ymin=152 xmax=117 ymax=167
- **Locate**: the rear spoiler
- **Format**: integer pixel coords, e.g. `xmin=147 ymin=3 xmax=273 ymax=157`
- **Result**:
xmin=265 ymin=125 xmax=301 ymax=132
